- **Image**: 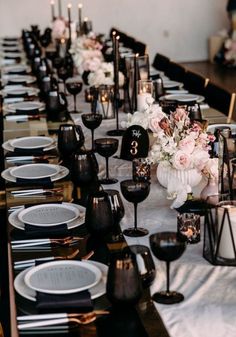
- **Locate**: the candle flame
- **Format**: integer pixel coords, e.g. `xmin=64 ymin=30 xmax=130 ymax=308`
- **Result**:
xmin=61 ymin=38 xmax=66 ymax=44
xmin=78 ymin=3 xmax=83 ymax=8
xmin=68 ymin=3 xmax=72 ymax=8
xmin=50 ymin=0 xmax=55 ymax=4
xmin=116 ymin=35 xmax=120 ymax=40
xmin=112 ymin=31 xmax=116 ymax=36
xmin=84 ymin=16 xmax=88 ymax=21
xmin=136 ymin=53 xmax=139 ymax=57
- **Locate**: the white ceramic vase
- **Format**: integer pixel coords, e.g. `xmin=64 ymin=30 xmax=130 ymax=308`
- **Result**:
xmin=156 ymin=162 xmax=202 ymax=188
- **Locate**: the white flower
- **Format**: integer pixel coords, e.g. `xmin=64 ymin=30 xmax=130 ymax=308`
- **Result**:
xmin=87 ymin=62 xmax=125 ymax=87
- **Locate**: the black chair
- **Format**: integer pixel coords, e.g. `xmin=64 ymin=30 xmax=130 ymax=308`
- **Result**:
xmin=204 ymin=81 xmax=236 ymax=123
xmin=152 ymin=53 xmax=170 ymax=72
xmin=165 ymin=62 xmax=186 ymax=82
xmin=133 ymin=41 xmax=146 ymax=56
xmin=183 ymin=70 xmax=209 ymax=96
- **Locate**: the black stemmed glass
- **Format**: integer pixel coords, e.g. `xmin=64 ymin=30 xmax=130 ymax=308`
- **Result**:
xmin=149 ymin=231 xmax=186 ymax=304
xmin=95 ymin=138 xmax=119 ymax=184
xmin=66 ymin=78 xmax=83 ymax=113
xmin=81 ymin=113 xmax=103 ymax=151
xmin=120 ymin=180 xmax=150 ymax=237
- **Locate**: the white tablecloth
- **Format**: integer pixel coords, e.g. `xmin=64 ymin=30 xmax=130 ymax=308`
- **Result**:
xmin=70 ymin=89 xmax=236 ymax=337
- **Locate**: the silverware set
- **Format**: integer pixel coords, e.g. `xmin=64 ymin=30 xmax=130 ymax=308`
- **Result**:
xmin=11 ymin=236 xmax=83 ymax=250
xmin=10 ymin=187 xmax=63 ymax=197
xmin=17 ymin=310 xmax=109 ymax=330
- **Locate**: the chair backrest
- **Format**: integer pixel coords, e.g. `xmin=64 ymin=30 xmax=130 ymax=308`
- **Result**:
xmin=184 ymin=70 xmax=209 ymax=96
xmin=152 ymin=53 xmax=170 ymax=72
xmin=165 ymin=62 xmax=186 ymax=82
xmin=204 ymin=81 xmax=236 ymax=122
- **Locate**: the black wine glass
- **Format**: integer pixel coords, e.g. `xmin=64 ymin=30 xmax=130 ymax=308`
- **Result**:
xmin=66 ymin=79 xmax=83 ymax=113
xmin=81 ymin=113 xmax=103 ymax=151
xmin=149 ymin=231 xmax=186 ymax=304
xmin=120 ymin=180 xmax=150 ymax=237
xmin=105 ymin=189 xmax=125 ymax=241
xmin=57 ymin=67 xmax=70 ymax=94
xmin=95 ymin=138 xmax=119 ymax=184
xmin=106 ymin=251 xmax=142 ymax=306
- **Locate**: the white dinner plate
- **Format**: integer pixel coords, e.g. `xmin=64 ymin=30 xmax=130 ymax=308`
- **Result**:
xmin=2 ymin=139 xmax=56 ymax=153
xmin=3 ymin=75 xmax=36 ymax=85
xmin=0 ymin=52 xmax=23 ymax=58
xmin=162 ymin=80 xmax=183 ymax=89
xmin=1 ymin=86 xmax=39 ymax=97
xmin=165 ymin=89 xmax=189 ymax=94
xmin=9 ymin=136 xmax=54 ymax=149
xmin=24 ymin=260 xmax=102 ymax=295
xmin=159 ymin=93 xmax=205 ymax=103
xmin=1 ymin=64 xmax=28 ymax=74
xmin=10 ymin=164 xmax=60 ymax=180
xmin=18 ymin=203 xmax=80 ymax=227
xmin=9 ymin=203 xmax=85 ymax=231
xmin=14 ymin=260 xmax=107 ymax=301
xmin=4 ymin=101 xmax=44 ymax=113
xmin=207 ymin=123 xmax=236 ymax=134
xmin=1 ymin=165 xmax=69 ymax=183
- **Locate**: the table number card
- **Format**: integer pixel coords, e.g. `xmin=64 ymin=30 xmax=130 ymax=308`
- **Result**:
xmin=120 ymin=125 xmax=149 ymax=161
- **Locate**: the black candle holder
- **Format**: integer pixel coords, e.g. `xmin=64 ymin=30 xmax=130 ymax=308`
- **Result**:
xmin=203 ymin=200 xmax=236 ymax=266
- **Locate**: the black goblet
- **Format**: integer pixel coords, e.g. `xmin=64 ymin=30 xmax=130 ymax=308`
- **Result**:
xmin=81 ymin=113 xmax=103 ymax=151
xmin=106 ymin=252 xmax=142 ymax=306
xmin=95 ymin=138 xmax=119 ymax=184
xmin=149 ymin=231 xmax=186 ymax=304
xmin=85 ymin=190 xmax=114 ymax=236
xmin=120 ymin=180 xmax=150 ymax=237
xmin=66 ymin=79 xmax=83 ymax=113
xmin=105 ymin=189 xmax=125 ymax=241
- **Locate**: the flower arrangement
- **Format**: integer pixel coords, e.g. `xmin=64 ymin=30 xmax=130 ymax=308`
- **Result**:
xmin=70 ymin=33 xmax=103 ymax=74
xmin=222 ymin=35 xmax=236 ymax=66
xmin=123 ymin=100 xmax=215 ymax=208
xmin=88 ymin=62 xmax=125 ymax=87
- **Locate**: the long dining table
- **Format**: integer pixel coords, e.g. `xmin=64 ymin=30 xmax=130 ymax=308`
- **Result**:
xmin=1 ymin=36 xmax=236 ymax=337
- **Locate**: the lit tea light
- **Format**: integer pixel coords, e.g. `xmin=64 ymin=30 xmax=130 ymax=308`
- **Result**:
xmin=217 ymin=203 xmax=236 ymax=259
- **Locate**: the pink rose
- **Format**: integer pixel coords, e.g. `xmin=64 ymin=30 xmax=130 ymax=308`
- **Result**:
xmin=149 ymin=117 xmax=162 ymax=133
xmin=172 ymin=108 xmax=188 ymax=122
xmin=179 ymin=136 xmax=195 ymax=154
xmin=173 ymin=151 xmax=191 ymax=170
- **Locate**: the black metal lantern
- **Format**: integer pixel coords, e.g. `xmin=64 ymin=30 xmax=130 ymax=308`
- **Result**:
xmin=203 ymin=200 xmax=236 ymax=266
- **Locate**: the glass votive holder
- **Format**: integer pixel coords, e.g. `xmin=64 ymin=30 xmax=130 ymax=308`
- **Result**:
xmin=177 ymin=213 xmax=200 ymax=244
xmin=132 ymin=157 xmax=151 ymax=182
xmin=84 ymin=88 xmax=93 ymax=103
xmin=137 ymin=80 xmax=153 ymax=112
xmin=97 ymin=85 xmax=114 ymax=119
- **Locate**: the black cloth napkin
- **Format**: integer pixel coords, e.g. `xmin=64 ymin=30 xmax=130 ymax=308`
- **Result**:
xmin=36 ymin=290 xmax=93 ymax=313
xmin=15 ymin=108 xmax=39 ymax=115
xmin=15 ymin=177 xmax=53 ymax=188
xmin=7 ymin=80 xmax=26 ymax=85
xmin=10 ymin=147 xmax=45 ymax=155
xmin=6 ymin=92 xmax=28 ymax=98
xmin=24 ymin=223 xmax=69 ymax=239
